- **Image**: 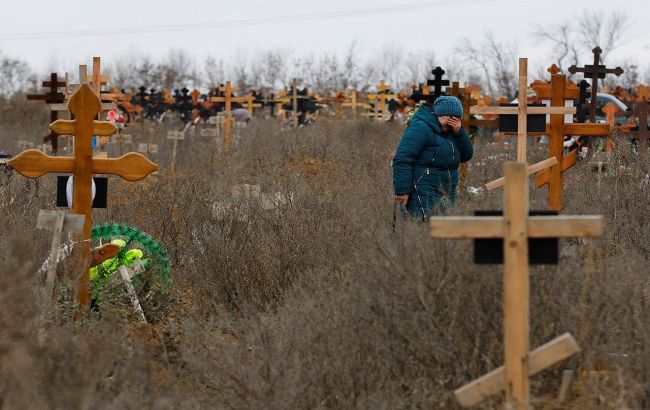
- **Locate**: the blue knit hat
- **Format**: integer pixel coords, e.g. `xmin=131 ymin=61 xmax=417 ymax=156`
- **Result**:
xmin=433 ymin=96 xmax=463 ymax=117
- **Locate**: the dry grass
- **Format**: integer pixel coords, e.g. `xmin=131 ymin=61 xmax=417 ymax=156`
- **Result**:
xmin=1 ymin=100 xmax=649 ymax=409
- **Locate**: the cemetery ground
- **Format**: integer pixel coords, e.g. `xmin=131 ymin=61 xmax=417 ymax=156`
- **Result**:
xmin=1 ymin=97 xmax=649 ymax=409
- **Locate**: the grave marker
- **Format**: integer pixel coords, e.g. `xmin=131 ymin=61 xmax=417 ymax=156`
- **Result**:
xmin=27 ymin=73 xmax=66 ymax=154
xmin=366 ymin=80 xmax=397 ymax=121
xmin=17 ymin=140 xmax=35 ymax=151
xmin=36 ymin=210 xmax=84 ymax=302
xmin=210 ymin=81 xmax=249 ymax=150
xmin=289 ymin=79 xmax=314 ymax=127
xmin=471 ymin=58 xmax=576 ymax=162
xmin=341 ymin=89 xmax=369 ymax=119
xmin=118 ymin=260 xmax=147 ymax=322
xmin=427 ymin=66 xmax=450 ymax=99
xmin=568 ymin=46 xmax=624 ymax=123
xmin=138 ymin=142 xmax=159 ymax=157
xmin=166 ymin=130 xmax=185 ymax=173
xmin=625 ymin=101 xmax=650 ymax=164
xmin=532 ymin=73 xmax=611 ymax=210
xmin=430 ymin=161 xmax=603 ymax=409
xmin=8 ymin=82 xmax=158 ymax=306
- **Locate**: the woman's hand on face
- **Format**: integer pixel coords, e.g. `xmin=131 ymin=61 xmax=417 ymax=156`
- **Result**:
xmin=448 ymin=117 xmax=462 ymax=134
xmin=395 ymin=194 xmax=409 ymax=204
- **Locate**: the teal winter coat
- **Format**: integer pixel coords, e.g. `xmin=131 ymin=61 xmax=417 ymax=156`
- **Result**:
xmin=392 ymin=104 xmax=473 ymax=219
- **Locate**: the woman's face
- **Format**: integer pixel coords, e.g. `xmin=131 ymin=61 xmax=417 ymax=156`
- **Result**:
xmin=438 ymin=115 xmax=458 ymax=131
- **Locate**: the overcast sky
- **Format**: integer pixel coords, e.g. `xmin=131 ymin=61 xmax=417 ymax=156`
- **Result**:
xmin=1 ymin=0 xmax=648 ymax=75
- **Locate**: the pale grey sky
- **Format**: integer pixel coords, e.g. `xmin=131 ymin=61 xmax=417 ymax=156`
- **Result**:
xmin=1 ymin=0 xmax=648 ymax=75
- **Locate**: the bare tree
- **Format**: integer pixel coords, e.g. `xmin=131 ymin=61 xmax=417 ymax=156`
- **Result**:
xmin=231 ymin=52 xmax=249 ymax=91
xmin=156 ymin=48 xmax=199 ymax=90
xmin=619 ymin=61 xmax=640 ymax=90
xmin=0 ymin=51 xmax=35 ymax=96
xmin=532 ymin=23 xmax=580 ymax=72
xmin=534 ymin=11 xmax=630 ymax=73
xmin=456 ymin=32 xmax=518 ymax=99
xmin=341 ymin=41 xmax=360 ymax=89
xmin=578 ymin=11 xmax=630 ymax=63
xmin=376 ymin=45 xmax=405 ymax=90
xmin=204 ymin=56 xmax=227 ymax=90
xmin=253 ymin=49 xmax=290 ymax=89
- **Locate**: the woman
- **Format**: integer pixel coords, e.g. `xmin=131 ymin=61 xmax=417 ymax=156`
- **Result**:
xmin=392 ymin=96 xmax=473 ymax=220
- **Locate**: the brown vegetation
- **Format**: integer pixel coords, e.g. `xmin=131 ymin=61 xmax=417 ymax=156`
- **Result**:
xmin=1 ymin=103 xmax=649 ymax=408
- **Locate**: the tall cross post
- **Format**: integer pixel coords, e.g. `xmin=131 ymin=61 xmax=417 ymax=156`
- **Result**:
xmin=471 ymin=58 xmax=576 ymax=162
xmin=8 ymin=83 xmax=158 ymax=306
xmin=430 ymin=161 xmax=603 ymax=409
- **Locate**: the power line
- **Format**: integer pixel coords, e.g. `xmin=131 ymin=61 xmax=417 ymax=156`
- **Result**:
xmin=0 ymin=0 xmax=490 ymax=40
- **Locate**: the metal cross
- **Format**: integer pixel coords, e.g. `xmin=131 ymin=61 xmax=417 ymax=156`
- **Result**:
xmin=568 ymin=46 xmax=624 ymax=122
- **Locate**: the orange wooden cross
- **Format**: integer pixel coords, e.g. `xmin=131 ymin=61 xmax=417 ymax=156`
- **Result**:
xmin=8 ymin=83 xmax=158 ymax=306
xmin=55 ymin=59 xmax=122 ymax=113
xmin=240 ymin=92 xmax=262 ymax=114
xmin=471 ymin=58 xmax=575 ymax=162
xmin=210 ymin=81 xmax=250 ymax=150
xmin=601 ymin=102 xmax=622 ymax=151
xmin=341 ymin=89 xmax=369 ymax=118
xmin=367 ymin=80 xmax=397 ymax=121
xmin=532 ymin=74 xmax=611 ymax=210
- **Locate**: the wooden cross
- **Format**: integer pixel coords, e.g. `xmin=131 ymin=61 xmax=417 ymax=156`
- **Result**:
xmin=602 ymin=102 xmax=622 ymax=127
xmin=532 ymin=74 xmax=611 ymax=210
xmin=8 ymin=83 xmax=158 ymax=306
xmin=17 ymin=140 xmax=35 ymax=151
xmin=625 ymin=101 xmax=650 ymax=164
xmin=81 ymin=57 xmax=124 ymax=104
xmin=409 ymin=83 xmax=432 ymax=104
xmin=240 ymin=92 xmax=262 ymax=114
xmin=568 ymin=46 xmax=624 ymax=123
xmin=27 ymin=73 xmax=66 ymax=154
xmin=289 ymin=79 xmax=314 ymax=127
xmin=87 ymin=57 xmax=109 ymax=98
xmin=430 ymin=161 xmax=603 ymax=409
xmin=118 ymin=261 xmax=147 ymax=322
xmin=471 ymin=58 xmax=575 ymax=162
xmin=210 ymin=81 xmax=249 ymax=150
xmin=138 ymin=142 xmax=159 ymax=157
xmin=167 ymin=130 xmax=185 ymax=173
xmin=27 ymin=73 xmax=66 ymax=104
xmin=427 ymin=66 xmax=450 ymax=99
xmin=190 ymin=89 xmax=201 ymax=106
xmin=367 ymin=81 xmax=397 ymax=121
xmin=36 ymin=210 xmax=84 ymax=303
xmin=598 ymin=102 xmax=622 ymax=152
xmin=107 ymin=121 xmax=133 ymax=156
xmin=341 ymin=89 xmax=369 ymax=118
xmin=54 ymin=62 xmax=117 ymax=114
